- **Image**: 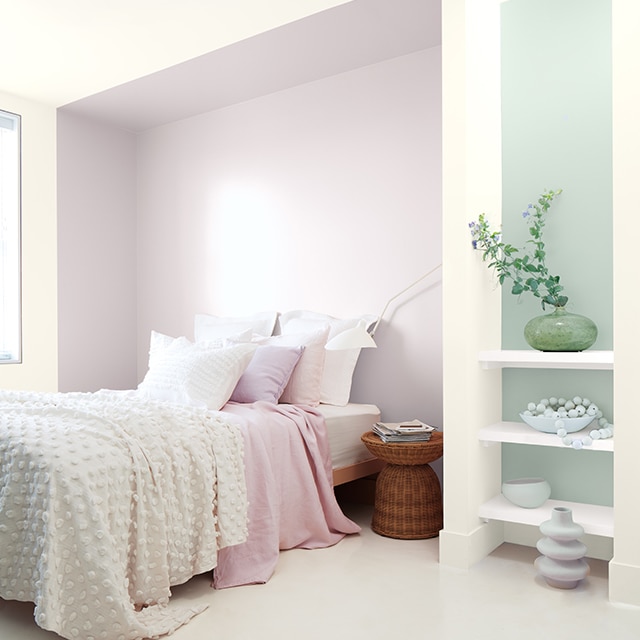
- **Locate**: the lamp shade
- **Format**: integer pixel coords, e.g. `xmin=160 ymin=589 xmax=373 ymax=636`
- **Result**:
xmin=325 ymin=321 xmax=377 ymax=350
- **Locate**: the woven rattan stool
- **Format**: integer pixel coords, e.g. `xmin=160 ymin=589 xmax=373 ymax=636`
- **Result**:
xmin=361 ymin=430 xmax=443 ymax=539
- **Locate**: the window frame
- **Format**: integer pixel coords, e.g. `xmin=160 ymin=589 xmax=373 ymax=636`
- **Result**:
xmin=0 ymin=108 xmax=22 ymax=364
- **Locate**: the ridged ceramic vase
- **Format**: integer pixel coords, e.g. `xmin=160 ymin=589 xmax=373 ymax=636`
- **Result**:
xmin=534 ymin=506 xmax=589 ymax=589
xmin=524 ymin=307 xmax=597 ymax=352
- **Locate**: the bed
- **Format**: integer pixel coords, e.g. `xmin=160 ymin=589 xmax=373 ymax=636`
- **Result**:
xmin=0 ymin=310 xmax=382 ymax=639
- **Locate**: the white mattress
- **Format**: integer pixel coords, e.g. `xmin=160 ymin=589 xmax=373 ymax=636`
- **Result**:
xmin=317 ymin=403 xmax=381 ymax=470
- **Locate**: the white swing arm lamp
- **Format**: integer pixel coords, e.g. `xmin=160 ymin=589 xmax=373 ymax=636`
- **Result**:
xmin=325 ymin=263 xmax=442 ymax=350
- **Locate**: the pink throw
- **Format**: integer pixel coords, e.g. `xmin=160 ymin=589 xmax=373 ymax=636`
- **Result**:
xmin=212 ymin=401 xmax=360 ymax=588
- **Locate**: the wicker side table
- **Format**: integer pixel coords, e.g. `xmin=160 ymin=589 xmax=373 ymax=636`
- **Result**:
xmin=361 ymin=430 xmax=443 ymax=539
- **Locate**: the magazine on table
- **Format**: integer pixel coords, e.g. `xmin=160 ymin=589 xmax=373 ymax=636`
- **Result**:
xmin=372 ymin=419 xmax=435 ymax=442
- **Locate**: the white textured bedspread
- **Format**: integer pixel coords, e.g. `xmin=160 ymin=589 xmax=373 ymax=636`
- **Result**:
xmin=0 ymin=389 xmax=247 ymax=640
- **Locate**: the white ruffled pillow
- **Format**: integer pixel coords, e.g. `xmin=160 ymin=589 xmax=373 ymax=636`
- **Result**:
xmin=139 ymin=331 xmax=256 ymax=409
xmin=278 ymin=311 xmax=376 ymax=406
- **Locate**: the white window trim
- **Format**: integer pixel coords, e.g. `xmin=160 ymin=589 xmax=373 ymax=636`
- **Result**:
xmin=0 ymin=109 xmax=21 ymax=363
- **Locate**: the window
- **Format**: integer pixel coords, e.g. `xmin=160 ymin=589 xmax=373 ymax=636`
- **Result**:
xmin=0 ymin=110 xmax=21 ymax=363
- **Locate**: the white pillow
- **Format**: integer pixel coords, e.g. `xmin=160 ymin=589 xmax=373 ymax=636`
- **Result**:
xmin=194 ymin=311 xmax=278 ymax=342
xmin=279 ymin=310 xmax=376 ymax=406
xmin=254 ymin=327 xmax=330 ymax=406
xmin=139 ymin=331 xmax=256 ymax=409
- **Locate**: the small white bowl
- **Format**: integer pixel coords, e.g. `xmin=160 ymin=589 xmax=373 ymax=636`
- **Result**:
xmin=502 ymin=477 xmax=551 ymax=509
xmin=519 ymin=413 xmax=595 ymax=434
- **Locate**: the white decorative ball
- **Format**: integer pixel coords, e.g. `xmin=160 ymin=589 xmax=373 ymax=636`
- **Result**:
xmin=573 ymin=396 xmax=583 ymax=406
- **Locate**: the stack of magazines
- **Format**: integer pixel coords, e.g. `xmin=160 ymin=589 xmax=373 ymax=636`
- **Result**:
xmin=372 ymin=420 xmax=435 ymax=442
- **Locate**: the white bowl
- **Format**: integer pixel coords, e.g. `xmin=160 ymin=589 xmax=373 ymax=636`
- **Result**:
xmin=502 ymin=477 xmax=551 ymax=508
xmin=519 ymin=413 xmax=595 ymax=434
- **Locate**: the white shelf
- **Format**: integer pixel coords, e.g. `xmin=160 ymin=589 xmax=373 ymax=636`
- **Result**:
xmin=479 ymin=495 xmax=613 ymax=537
xmin=479 ymin=421 xmax=614 ymax=452
xmin=478 ymin=350 xmax=614 ymax=370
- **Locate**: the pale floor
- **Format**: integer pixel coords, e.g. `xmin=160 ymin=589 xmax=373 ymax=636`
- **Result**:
xmin=1 ymin=502 xmax=639 ymax=640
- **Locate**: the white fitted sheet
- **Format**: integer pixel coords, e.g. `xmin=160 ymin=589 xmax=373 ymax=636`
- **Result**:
xmin=317 ymin=403 xmax=381 ymax=470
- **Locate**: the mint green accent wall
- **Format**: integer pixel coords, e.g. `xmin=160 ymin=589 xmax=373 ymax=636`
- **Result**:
xmin=500 ymin=0 xmax=613 ymax=506
xmin=501 ymin=0 xmax=612 ymax=348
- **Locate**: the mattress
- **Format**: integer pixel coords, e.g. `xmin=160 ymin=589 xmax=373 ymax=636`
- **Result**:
xmin=318 ymin=403 xmax=381 ymax=470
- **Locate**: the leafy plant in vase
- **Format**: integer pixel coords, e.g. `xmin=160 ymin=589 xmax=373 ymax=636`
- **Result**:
xmin=468 ymin=189 xmax=597 ymax=351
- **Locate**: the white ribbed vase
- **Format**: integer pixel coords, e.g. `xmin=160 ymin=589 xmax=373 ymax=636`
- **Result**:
xmin=534 ymin=507 xmax=589 ymax=589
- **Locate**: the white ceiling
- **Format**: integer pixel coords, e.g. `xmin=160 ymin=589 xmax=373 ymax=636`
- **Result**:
xmin=1 ymin=0 xmax=351 ymax=106
xmin=2 ymin=0 xmax=440 ymax=132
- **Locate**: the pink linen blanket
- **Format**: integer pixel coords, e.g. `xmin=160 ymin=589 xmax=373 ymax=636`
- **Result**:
xmin=212 ymin=401 xmax=361 ymax=588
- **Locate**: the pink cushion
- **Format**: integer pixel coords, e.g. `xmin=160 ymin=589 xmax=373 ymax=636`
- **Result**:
xmin=254 ymin=328 xmax=330 ymax=406
xmin=278 ymin=310 xmax=376 ymax=405
xmin=229 ymin=345 xmax=304 ymax=404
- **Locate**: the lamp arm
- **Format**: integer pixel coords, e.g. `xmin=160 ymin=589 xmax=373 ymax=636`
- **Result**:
xmin=369 ymin=263 xmax=442 ymax=337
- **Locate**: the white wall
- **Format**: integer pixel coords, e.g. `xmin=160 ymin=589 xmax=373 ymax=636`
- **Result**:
xmin=4 ymin=0 xmax=396 ymax=395
xmin=136 ymin=48 xmax=443 ymax=427
xmin=439 ymin=0 xmax=504 ymax=569
xmin=0 ymin=91 xmax=58 ymax=392
xmin=610 ymin=0 xmax=640 ymax=608
xmin=57 ymin=112 xmax=138 ymax=391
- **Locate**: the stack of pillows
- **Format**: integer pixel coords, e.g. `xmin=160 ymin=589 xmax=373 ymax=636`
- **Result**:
xmin=138 ymin=310 xmax=375 ymax=411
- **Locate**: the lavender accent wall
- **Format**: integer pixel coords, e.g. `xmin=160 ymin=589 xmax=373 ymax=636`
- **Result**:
xmin=136 ymin=48 xmax=442 ymax=429
xmin=57 ymin=112 xmax=138 ymax=392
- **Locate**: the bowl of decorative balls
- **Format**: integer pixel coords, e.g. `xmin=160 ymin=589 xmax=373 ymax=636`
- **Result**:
xmin=520 ymin=396 xmax=614 ymax=449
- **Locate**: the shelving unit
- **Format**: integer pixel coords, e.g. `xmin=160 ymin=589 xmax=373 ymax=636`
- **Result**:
xmin=441 ymin=0 xmax=639 ymax=607
xmin=476 ymin=350 xmax=614 ymax=541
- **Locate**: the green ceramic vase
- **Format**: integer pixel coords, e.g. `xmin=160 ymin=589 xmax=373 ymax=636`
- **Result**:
xmin=524 ymin=307 xmax=597 ymax=352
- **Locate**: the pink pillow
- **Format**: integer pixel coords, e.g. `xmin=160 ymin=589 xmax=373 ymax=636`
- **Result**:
xmin=254 ymin=327 xmax=330 ymax=406
xmin=278 ymin=310 xmax=376 ymax=405
xmin=229 ymin=345 xmax=304 ymax=404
